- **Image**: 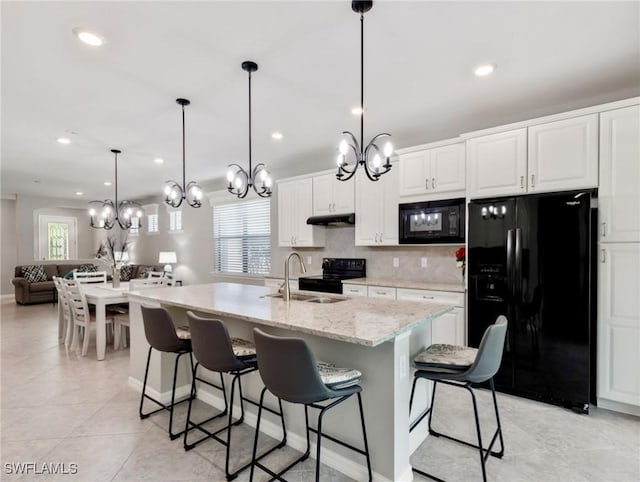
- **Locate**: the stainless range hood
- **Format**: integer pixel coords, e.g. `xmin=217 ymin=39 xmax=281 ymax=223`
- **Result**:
xmin=306 ymin=213 xmax=355 ymax=226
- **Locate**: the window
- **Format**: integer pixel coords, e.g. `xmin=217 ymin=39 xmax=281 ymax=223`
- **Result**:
xmin=129 ymin=216 xmax=140 ymax=236
xmin=214 ymin=199 xmax=270 ymax=275
xmin=147 ymin=214 xmax=158 ymax=233
xmin=169 ymin=210 xmax=182 ymax=232
xmin=37 ymin=215 xmax=77 ymax=260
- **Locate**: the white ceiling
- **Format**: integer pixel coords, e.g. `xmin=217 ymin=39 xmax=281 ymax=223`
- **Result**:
xmin=2 ymin=1 xmax=639 ymax=202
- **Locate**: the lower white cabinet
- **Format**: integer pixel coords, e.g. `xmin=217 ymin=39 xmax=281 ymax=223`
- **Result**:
xmin=597 ymin=243 xmax=640 ymax=411
xmin=396 ymin=288 xmax=466 ymax=346
xmin=367 ymin=285 xmax=397 ymax=300
xmin=342 ymin=284 xmax=367 ymax=297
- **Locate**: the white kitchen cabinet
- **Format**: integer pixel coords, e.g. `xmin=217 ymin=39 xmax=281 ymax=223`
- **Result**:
xmin=597 ymin=243 xmax=640 ymax=411
xmin=355 ymin=165 xmax=399 ymax=246
xmin=399 ymin=142 xmax=465 ymax=198
xmin=528 ymin=114 xmax=598 ymax=193
xmin=466 ymin=128 xmax=528 ymax=199
xmin=367 ymin=285 xmax=396 ymax=300
xmin=342 ymin=284 xmax=367 ymax=297
xmin=277 ymin=177 xmax=325 ymax=247
xmin=312 ymin=172 xmax=354 ymax=216
xmin=396 ymin=288 xmax=466 ymax=346
xmin=599 ymin=105 xmax=640 ymax=243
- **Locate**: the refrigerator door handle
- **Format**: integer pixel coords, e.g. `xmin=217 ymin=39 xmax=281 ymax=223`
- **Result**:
xmin=515 ymin=228 xmax=523 ymax=298
xmin=506 ymin=228 xmax=515 ymax=299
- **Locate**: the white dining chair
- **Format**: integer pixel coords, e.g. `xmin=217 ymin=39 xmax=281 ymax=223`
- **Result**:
xmin=163 ymin=272 xmax=177 ymax=287
xmin=73 ymin=270 xmax=108 ymax=284
xmin=66 ymin=280 xmax=114 ymax=356
xmin=59 ymin=278 xmax=76 ymax=349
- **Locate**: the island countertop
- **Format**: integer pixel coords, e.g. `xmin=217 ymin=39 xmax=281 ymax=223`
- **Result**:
xmin=128 ymin=282 xmax=452 ymax=347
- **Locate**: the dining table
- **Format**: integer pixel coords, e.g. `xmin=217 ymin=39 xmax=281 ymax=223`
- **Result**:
xmin=79 ymin=282 xmax=130 ymax=360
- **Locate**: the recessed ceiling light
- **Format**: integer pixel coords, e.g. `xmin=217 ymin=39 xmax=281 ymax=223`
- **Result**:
xmin=271 ymin=132 xmax=283 ymax=140
xmin=351 ymin=106 xmax=364 ymax=116
xmin=153 ymin=158 xmax=164 ymax=164
xmin=56 ymin=137 xmax=71 ymax=145
xmin=104 ymin=181 xmax=112 ymax=186
xmin=72 ymin=27 xmax=104 ymax=47
xmin=75 ymin=191 xmax=83 ymax=196
xmin=474 ymin=64 xmax=496 ymax=77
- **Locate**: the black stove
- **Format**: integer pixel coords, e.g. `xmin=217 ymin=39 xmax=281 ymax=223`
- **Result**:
xmin=298 ymin=258 xmax=366 ymax=294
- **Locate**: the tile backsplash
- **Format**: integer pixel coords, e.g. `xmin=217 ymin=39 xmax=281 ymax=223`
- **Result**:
xmin=272 ymin=226 xmax=464 ymax=284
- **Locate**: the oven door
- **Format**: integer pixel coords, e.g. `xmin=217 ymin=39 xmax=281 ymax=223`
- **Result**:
xmin=399 ymin=199 xmax=465 ymax=244
xmin=298 ymin=277 xmax=343 ymax=294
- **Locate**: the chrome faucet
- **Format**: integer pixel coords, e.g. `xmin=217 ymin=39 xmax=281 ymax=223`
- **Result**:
xmin=281 ymin=251 xmax=307 ymax=301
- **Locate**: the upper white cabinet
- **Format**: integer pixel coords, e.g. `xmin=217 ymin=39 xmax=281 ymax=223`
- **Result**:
xmin=312 ymin=172 xmax=354 ymax=216
xmin=599 ymin=105 xmax=640 ymax=243
xmin=467 ymin=114 xmax=598 ymax=199
xmin=355 ymin=165 xmax=399 ymax=246
xmin=399 ymin=142 xmax=465 ymax=199
xmin=528 ymin=114 xmax=598 ymax=193
xmin=467 ymin=129 xmax=528 ymax=198
xmin=277 ymin=177 xmax=325 ymax=247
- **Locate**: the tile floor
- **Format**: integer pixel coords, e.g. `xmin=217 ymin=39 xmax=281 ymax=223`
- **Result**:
xmin=1 ymin=299 xmax=639 ymax=481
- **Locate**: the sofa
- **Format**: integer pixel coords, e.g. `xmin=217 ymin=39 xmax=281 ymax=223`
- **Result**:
xmin=12 ymin=263 xmax=163 ymax=305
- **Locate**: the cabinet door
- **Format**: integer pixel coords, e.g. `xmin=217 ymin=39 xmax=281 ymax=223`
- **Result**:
xmin=294 ymin=178 xmax=319 ymax=246
xmin=528 ymin=114 xmax=598 ymax=193
xmin=277 ymin=181 xmax=296 ymax=247
xmin=599 ymin=106 xmax=640 ymax=243
xmin=467 ymin=128 xmax=527 ymax=199
xmin=355 ymin=170 xmax=380 ymax=246
xmin=430 ymin=143 xmax=466 ymax=194
xmin=312 ymin=173 xmax=334 ymax=216
xmin=431 ymin=307 xmax=465 ymax=346
xmin=332 ymin=176 xmax=355 ymax=214
xmin=597 ymin=244 xmax=640 ymax=407
xmin=367 ymin=286 xmax=396 ymax=299
xmin=343 ymin=284 xmax=367 ymax=297
xmin=379 ymin=166 xmax=399 ymax=245
xmin=399 ymin=150 xmax=429 ymax=197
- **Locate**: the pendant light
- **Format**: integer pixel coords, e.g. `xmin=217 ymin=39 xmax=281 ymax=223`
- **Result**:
xmin=336 ymin=0 xmax=393 ymax=182
xmin=89 ymin=149 xmax=143 ymax=230
xmin=164 ymin=98 xmax=203 ymax=208
xmin=226 ymin=61 xmax=273 ymax=198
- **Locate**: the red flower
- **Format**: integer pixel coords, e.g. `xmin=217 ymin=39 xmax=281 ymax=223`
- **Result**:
xmin=455 ymin=247 xmax=466 ymax=261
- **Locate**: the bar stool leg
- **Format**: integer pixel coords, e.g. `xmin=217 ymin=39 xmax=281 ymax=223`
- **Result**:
xmin=356 ymin=392 xmax=373 ymax=481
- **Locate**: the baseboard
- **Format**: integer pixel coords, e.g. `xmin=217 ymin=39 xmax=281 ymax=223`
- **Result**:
xmin=597 ymin=397 xmax=640 ymax=417
xmin=1 ymin=294 xmax=15 ymax=301
xmin=128 ymin=377 xmax=192 ymax=404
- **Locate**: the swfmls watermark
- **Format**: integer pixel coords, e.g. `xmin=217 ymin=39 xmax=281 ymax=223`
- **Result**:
xmin=4 ymin=462 xmax=78 ymax=475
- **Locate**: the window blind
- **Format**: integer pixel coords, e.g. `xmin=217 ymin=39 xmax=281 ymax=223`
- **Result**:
xmin=147 ymin=214 xmax=158 ymax=233
xmin=169 ymin=210 xmax=182 ymax=231
xmin=214 ymin=199 xmax=271 ymax=275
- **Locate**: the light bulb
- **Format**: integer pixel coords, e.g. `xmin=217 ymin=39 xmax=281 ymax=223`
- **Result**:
xmin=136 ymin=210 xmax=143 ymax=217
xmin=164 ymin=185 xmax=171 ymax=196
xmin=226 ymin=170 xmax=235 ymax=183
xmin=265 ymin=177 xmax=272 ymax=188
xmin=89 ymin=208 xmax=96 ymax=216
xmin=234 ymin=177 xmax=243 ymax=189
xmin=259 ymin=169 xmax=267 ymax=181
xmin=170 ymin=190 xmax=178 ymax=200
xmin=372 ymin=154 xmax=381 ymax=169
xmin=126 ymin=208 xmax=132 ymax=215
xmin=339 ymin=139 xmax=349 ymax=156
xmin=383 ymin=141 xmax=393 ymax=158
xmin=123 ymin=211 xmax=130 ymax=219
xmin=104 ymin=206 xmax=112 ymax=214
xmin=336 ymin=154 xmax=344 ymax=166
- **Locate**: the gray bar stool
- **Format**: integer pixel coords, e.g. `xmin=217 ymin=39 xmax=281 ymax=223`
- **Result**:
xmin=250 ymin=328 xmax=372 ymax=482
xmin=184 ymin=312 xmax=287 ymax=481
xmin=139 ymin=306 xmax=195 ymax=440
xmin=409 ymin=315 xmax=508 ymax=482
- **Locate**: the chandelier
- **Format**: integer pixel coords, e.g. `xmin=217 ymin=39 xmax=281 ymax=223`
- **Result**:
xmin=164 ymin=98 xmax=203 ymax=208
xmin=89 ymin=149 xmax=143 ymax=230
xmin=226 ymin=61 xmax=273 ymax=198
xmin=336 ymin=0 xmax=393 ymax=182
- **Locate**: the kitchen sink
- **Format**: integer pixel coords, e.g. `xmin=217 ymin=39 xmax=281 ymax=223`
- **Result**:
xmin=306 ymin=297 xmax=347 ymax=304
xmin=262 ymin=293 xmax=318 ymax=301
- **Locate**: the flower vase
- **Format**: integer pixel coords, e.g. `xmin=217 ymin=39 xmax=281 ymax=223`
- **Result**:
xmin=112 ymin=267 xmax=121 ymax=288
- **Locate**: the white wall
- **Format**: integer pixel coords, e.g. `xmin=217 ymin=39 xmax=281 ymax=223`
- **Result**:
xmin=1 ymin=198 xmax=18 ymax=295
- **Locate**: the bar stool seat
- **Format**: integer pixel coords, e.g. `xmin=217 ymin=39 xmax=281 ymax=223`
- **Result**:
xmin=250 ymin=328 xmax=372 ymax=482
xmin=183 ymin=312 xmax=286 ymax=481
xmin=139 ymin=306 xmax=195 ymax=440
xmin=409 ymin=315 xmax=508 ymax=482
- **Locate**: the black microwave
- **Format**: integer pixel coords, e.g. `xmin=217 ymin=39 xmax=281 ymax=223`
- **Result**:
xmin=399 ymin=198 xmax=466 ymax=244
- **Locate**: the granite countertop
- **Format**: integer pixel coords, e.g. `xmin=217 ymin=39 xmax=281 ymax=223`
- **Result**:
xmin=344 ymin=277 xmax=465 ymax=293
xmin=128 ymin=282 xmax=452 ymax=347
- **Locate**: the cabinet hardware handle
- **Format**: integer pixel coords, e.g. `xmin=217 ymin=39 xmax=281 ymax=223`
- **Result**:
xmin=432 ymin=178 xmax=435 ymax=189
xmin=422 ymin=295 xmax=435 ymax=299
xmin=425 ymin=178 xmax=430 ymax=190
xmin=520 ymin=176 xmax=525 ymax=189
xmin=602 ymin=222 xmax=607 ymax=237
xmin=601 ymin=249 xmax=606 ymax=263
xmin=376 ymin=291 xmax=386 ymax=295
xmin=333 ymin=203 xmax=336 ymax=211
xmin=375 ymin=233 xmax=379 ymax=243
xmin=349 ymin=289 xmax=358 ymax=293
xmin=531 ymin=174 xmax=535 ymax=188
xmin=379 ymin=233 xmax=383 ymax=243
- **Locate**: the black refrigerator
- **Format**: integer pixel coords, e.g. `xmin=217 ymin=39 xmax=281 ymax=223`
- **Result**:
xmin=467 ymin=190 xmax=597 ymax=413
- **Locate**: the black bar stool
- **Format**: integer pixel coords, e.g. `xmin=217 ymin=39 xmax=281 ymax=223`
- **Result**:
xmin=184 ymin=312 xmax=287 ymax=481
xmin=250 ymin=328 xmax=372 ymax=482
xmin=409 ymin=315 xmax=508 ymax=482
xmin=139 ymin=306 xmax=195 ymax=440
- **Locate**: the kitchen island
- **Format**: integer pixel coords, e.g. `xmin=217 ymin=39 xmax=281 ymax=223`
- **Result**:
xmin=127 ymin=282 xmax=452 ymax=482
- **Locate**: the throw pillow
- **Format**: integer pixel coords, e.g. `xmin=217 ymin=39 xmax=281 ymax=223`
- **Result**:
xmin=77 ymin=264 xmax=98 ymax=273
xmin=120 ymin=265 xmax=134 ymax=281
xmin=64 ymin=270 xmax=76 ymax=280
xmin=139 ymin=266 xmax=154 ymax=279
xmin=21 ymin=265 xmax=48 ymax=283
